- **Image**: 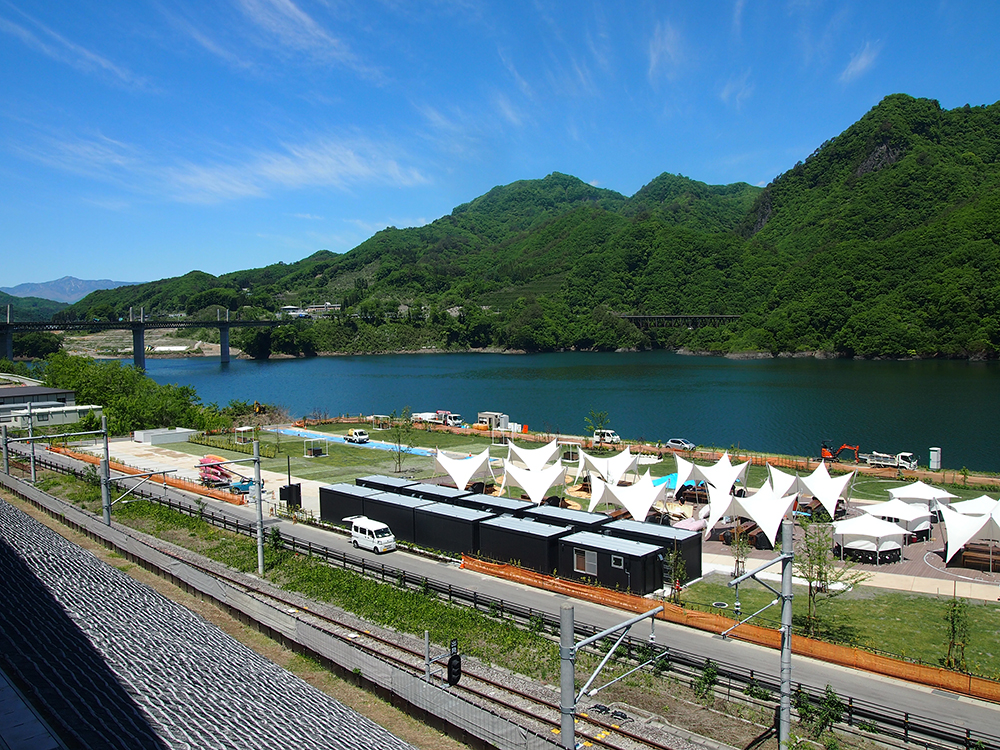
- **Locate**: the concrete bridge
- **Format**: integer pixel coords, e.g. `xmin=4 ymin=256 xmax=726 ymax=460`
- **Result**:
xmin=1 ymin=313 xmax=287 ymax=369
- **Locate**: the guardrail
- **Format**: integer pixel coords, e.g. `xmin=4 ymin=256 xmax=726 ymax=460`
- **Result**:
xmin=5 ymin=454 xmax=999 ymax=750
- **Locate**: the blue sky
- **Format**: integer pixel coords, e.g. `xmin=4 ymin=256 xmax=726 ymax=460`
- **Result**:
xmin=2 ymin=1 xmax=998 ymax=287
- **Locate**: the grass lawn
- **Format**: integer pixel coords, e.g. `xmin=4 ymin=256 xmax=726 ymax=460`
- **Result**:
xmin=685 ymin=573 xmax=1000 ymax=679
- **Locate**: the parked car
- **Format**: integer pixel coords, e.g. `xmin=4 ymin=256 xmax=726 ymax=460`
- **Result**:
xmin=666 ymin=438 xmax=695 ymax=451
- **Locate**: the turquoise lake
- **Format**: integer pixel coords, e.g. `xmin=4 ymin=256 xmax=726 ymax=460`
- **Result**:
xmin=142 ymin=351 xmax=1000 ymax=473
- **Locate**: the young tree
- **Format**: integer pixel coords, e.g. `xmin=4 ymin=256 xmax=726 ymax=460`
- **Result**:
xmin=794 ymin=520 xmax=871 ymax=637
xmin=388 ymin=407 xmax=414 ymax=473
xmin=584 ymin=408 xmax=610 ymax=444
xmin=943 ymin=594 xmax=970 ymax=671
xmin=730 ymin=526 xmax=750 ymax=578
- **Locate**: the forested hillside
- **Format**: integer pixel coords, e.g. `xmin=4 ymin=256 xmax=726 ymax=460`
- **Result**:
xmin=53 ymin=94 xmax=1000 ymax=359
xmin=1 ymin=290 xmax=66 ymax=322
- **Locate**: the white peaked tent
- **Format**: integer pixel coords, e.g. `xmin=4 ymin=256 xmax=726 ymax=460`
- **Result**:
xmin=435 ymin=448 xmax=493 ymax=491
xmin=939 ymin=505 xmax=1000 ymax=563
xmin=702 ymin=456 xmax=752 ymax=536
xmin=507 ymin=439 xmax=560 ymax=472
xmin=767 ymin=464 xmax=800 ymax=499
xmin=574 ymin=447 xmax=638 ymax=487
xmin=502 ymin=459 xmax=565 ymax=504
xmin=863 ymin=498 xmax=931 ymax=536
xmin=601 ymin=471 xmax=666 ymax=521
xmin=950 ymin=495 xmax=1000 ymax=516
xmin=587 ymin=476 xmax=607 ymax=513
xmin=732 ymin=481 xmax=798 ymax=548
xmin=888 ymin=480 xmax=957 ymax=511
xmin=799 ymin=463 xmax=855 ymax=519
xmin=831 ymin=515 xmax=907 ymax=563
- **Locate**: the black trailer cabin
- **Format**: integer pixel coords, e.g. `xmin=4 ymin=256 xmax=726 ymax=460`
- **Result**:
xmin=602 ymin=519 xmax=702 ymax=582
xmin=414 ymin=503 xmax=495 ymax=554
xmin=397 ymin=482 xmax=472 ymax=503
xmin=355 ymin=475 xmax=420 ymax=494
xmin=558 ymin=531 xmax=663 ymax=595
xmin=523 ymin=504 xmax=612 ymax=532
xmin=361 ymin=492 xmax=433 ymax=543
xmin=478 ymin=516 xmax=572 ymax=574
xmin=452 ymin=493 xmax=534 ymax=516
xmin=319 ymin=484 xmax=382 ymax=526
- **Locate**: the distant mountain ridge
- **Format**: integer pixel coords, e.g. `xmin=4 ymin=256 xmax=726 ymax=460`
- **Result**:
xmin=50 ymin=94 xmax=1000 ymax=358
xmin=1 ymin=276 xmax=142 ymax=304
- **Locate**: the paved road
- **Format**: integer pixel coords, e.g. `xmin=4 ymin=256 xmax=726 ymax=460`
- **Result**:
xmin=9 ymin=441 xmax=1000 ymax=738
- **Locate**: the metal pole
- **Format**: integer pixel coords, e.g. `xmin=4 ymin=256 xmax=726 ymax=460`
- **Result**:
xmin=779 ymin=517 xmax=793 ymax=750
xmin=2 ymin=424 xmax=8 ymax=474
xmin=101 ymin=416 xmax=111 ymax=525
xmin=560 ymin=604 xmax=575 ymax=750
xmin=254 ymin=440 xmax=264 ymax=576
xmin=28 ymin=402 xmax=35 ymax=483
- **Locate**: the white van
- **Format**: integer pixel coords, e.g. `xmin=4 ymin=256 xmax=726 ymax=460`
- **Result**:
xmin=345 ymin=515 xmax=396 ymax=554
xmin=593 ymin=429 xmax=621 ymax=445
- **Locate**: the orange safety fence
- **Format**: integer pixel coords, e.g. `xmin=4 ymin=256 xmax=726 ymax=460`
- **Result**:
xmin=46 ymin=445 xmax=247 ymax=506
xmin=461 ymin=556 xmax=1000 ymax=704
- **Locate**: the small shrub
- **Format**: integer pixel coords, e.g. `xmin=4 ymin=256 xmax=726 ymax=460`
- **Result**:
xmin=693 ymin=659 xmax=717 ymax=701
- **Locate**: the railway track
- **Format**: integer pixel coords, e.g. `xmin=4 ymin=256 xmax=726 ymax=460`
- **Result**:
xmin=152 ymin=543 xmax=687 ymax=750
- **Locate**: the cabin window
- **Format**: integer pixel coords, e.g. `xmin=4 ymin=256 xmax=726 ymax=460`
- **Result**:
xmin=574 ymin=548 xmax=597 ymax=575
xmin=611 ymin=555 xmax=624 ymax=569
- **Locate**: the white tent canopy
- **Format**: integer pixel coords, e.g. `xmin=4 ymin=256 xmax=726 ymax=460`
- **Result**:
xmin=799 ymin=464 xmax=854 ymax=519
xmin=939 ymin=505 xmax=1000 ymax=562
xmin=601 ymin=471 xmax=666 ymax=521
xmin=733 ymin=481 xmax=798 ymax=548
xmin=575 ymin=447 xmax=638 ymax=487
xmin=702 ymin=457 xmax=753 ymax=537
xmin=950 ymin=495 xmax=1000 ymax=516
xmin=502 ymin=459 xmax=565 ymax=505
xmin=767 ymin=465 xmax=800 ymax=499
xmin=507 ymin=439 xmax=560 ymax=473
xmin=832 ymin=515 xmax=907 ymax=556
xmin=586 ymin=476 xmax=607 ymax=513
xmin=888 ymin=480 xmax=957 ymax=511
xmin=863 ymin=498 xmax=931 ymax=534
xmin=435 ymin=448 xmax=493 ymax=491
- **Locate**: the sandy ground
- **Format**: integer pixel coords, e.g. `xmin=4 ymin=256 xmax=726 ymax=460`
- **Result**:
xmin=61 ymin=328 xmax=231 ymax=359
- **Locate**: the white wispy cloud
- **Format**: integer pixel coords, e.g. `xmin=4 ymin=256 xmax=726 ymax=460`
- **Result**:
xmin=15 ymin=129 xmax=427 ymax=204
xmin=291 ymin=212 xmax=324 ymax=220
xmin=720 ymin=69 xmax=754 ymax=109
xmin=839 ymin=40 xmax=882 ymax=83
xmin=732 ymin=0 xmax=747 ymax=36
xmin=492 ymin=92 xmax=524 ymax=127
xmin=234 ymin=0 xmax=383 ymax=80
xmin=166 ymin=137 xmax=428 ymax=202
xmin=0 ymin=7 xmax=147 ymax=88
xmin=647 ymin=20 xmax=683 ymax=81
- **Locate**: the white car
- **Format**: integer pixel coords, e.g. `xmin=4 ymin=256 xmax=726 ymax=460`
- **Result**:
xmin=666 ymin=438 xmax=695 ymax=451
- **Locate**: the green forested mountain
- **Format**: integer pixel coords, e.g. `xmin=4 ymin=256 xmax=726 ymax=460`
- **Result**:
xmin=1 ymin=290 xmax=66 ymax=322
xmin=54 ymin=94 xmax=1000 ymax=358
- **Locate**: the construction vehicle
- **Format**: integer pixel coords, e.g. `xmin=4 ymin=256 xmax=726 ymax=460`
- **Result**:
xmin=859 ymin=451 xmax=918 ymax=470
xmin=819 ymin=442 xmax=860 ymax=462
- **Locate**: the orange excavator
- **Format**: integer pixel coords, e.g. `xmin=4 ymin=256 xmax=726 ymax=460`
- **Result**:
xmin=820 ymin=442 xmax=859 ymax=463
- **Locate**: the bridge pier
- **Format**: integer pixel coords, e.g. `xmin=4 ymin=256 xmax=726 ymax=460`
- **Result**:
xmin=2 ymin=327 xmax=12 ymax=361
xmin=219 ymin=324 xmax=230 ymax=363
xmin=132 ymin=325 xmax=146 ymax=370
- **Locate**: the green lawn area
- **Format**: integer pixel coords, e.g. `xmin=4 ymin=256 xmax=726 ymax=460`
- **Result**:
xmin=685 ymin=573 xmax=1000 ymax=679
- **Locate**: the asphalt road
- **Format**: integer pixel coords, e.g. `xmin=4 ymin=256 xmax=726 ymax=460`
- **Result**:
xmin=9 ymin=441 xmax=1000 ymax=739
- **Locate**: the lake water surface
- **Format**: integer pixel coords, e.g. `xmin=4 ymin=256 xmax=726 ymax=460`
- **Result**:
xmin=142 ymin=351 xmax=1000 ymax=473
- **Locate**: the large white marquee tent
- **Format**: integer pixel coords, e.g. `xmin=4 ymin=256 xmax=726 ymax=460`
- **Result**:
xmin=938 ymin=504 xmax=1000 ymax=563
xmin=574 ymin=447 xmax=639 ymax=487
xmin=506 ymin=439 xmax=560 ymax=472
xmin=501 ymin=459 xmax=565 ymax=505
xmin=434 ymin=448 xmax=494 ymax=491
xmin=888 ymin=480 xmax=957 ymax=511
xmin=831 ymin=515 xmax=907 ymax=564
xmin=862 ymin=498 xmax=931 ymax=537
